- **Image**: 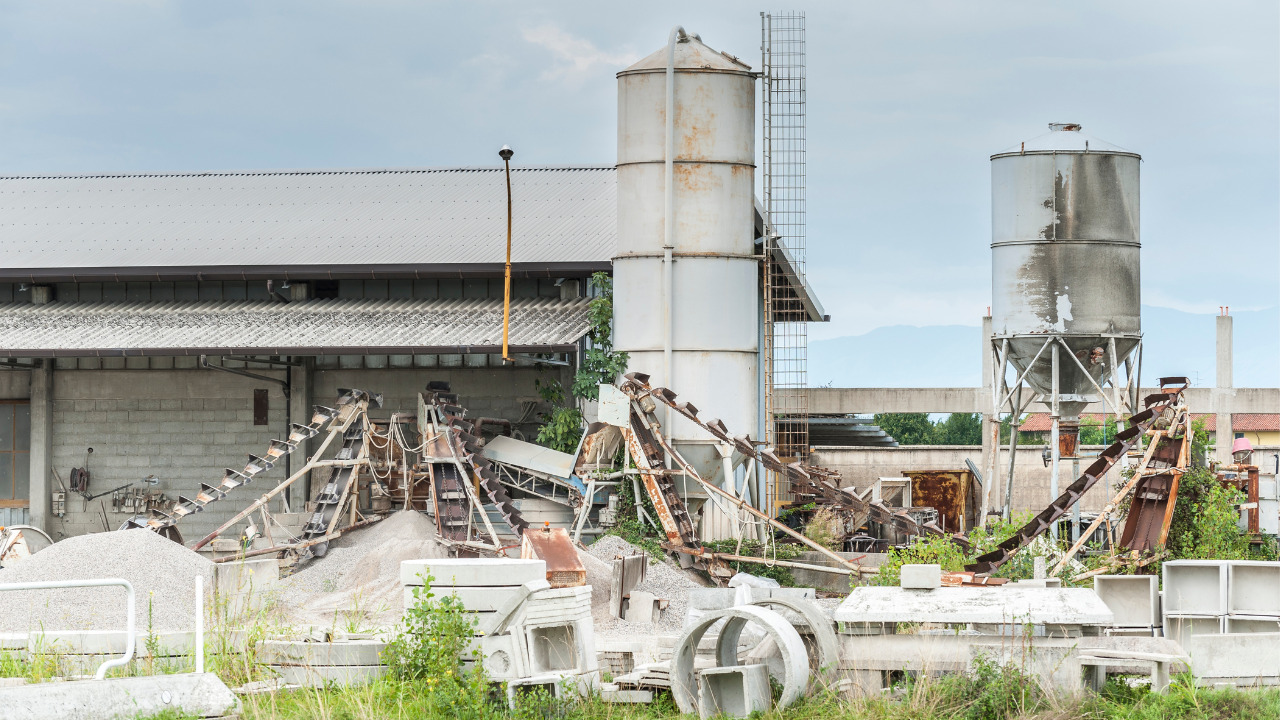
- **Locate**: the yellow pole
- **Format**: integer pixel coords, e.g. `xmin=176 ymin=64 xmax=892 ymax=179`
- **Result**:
xmin=500 ymin=145 xmax=514 ymax=362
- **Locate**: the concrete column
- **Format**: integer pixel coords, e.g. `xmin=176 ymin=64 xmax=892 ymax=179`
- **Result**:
xmin=1215 ymin=314 xmax=1234 ymax=465
xmin=980 ymin=316 xmax=996 ymax=521
xmin=288 ymin=358 xmax=313 ymax=505
xmin=28 ymin=361 xmax=53 ymax=532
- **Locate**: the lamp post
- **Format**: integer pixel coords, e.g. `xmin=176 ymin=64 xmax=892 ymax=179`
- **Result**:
xmin=499 ymin=145 xmax=514 ymax=362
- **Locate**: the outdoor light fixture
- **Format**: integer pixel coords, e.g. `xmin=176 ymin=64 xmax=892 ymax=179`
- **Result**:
xmin=499 ymin=145 xmax=515 ymax=363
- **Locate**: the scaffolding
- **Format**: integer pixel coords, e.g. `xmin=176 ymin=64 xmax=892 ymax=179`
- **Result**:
xmin=762 ymin=11 xmax=808 ymax=510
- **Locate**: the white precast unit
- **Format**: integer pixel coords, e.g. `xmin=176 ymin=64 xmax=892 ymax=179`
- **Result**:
xmin=614 ymin=31 xmax=758 ymax=537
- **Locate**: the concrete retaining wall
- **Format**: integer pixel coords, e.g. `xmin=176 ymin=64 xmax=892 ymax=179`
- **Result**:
xmin=811 ymin=445 xmax=1125 ymax=516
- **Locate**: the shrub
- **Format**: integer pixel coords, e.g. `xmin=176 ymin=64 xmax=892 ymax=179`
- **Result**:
xmin=383 ymin=575 xmax=494 ymax=716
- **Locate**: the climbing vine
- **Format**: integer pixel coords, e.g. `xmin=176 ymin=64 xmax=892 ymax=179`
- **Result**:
xmin=536 ymin=272 xmax=628 ymax=452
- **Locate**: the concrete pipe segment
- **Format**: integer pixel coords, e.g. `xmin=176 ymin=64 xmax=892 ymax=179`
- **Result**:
xmin=736 ymin=597 xmax=840 ymax=681
xmin=671 ymin=605 xmax=810 ymax=715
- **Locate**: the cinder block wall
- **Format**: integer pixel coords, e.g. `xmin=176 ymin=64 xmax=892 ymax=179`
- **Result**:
xmin=50 ymin=369 xmax=287 ymax=542
xmin=47 ymin=364 xmax=573 ymax=541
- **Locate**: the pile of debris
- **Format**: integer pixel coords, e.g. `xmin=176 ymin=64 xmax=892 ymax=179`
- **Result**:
xmin=280 ymin=510 xmax=449 ymax=630
xmin=0 ymin=528 xmax=213 ymax=633
xmin=578 ymin=535 xmax=703 ymax=638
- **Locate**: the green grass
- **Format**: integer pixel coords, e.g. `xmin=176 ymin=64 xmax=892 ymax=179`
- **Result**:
xmin=229 ymin=673 xmax=1280 ymax=720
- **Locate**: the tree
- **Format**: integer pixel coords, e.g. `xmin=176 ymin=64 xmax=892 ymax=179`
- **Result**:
xmin=874 ymin=413 xmax=934 ymax=445
xmin=934 ymin=412 xmax=982 ymax=445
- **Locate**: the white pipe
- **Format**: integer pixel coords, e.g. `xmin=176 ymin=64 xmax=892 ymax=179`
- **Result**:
xmin=0 ymin=578 xmax=134 ymax=679
xmin=195 ymin=574 xmax=205 ymax=674
xmin=663 ymin=25 xmax=688 ymax=403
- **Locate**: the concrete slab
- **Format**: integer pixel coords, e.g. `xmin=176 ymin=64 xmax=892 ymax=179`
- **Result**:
xmin=0 ymin=672 xmax=237 ymax=720
xmin=401 ymin=585 xmax=527 ymax=612
xmin=400 ymin=558 xmax=546 ymax=587
xmin=271 ymin=663 xmax=386 ymax=687
xmin=1187 ymin=632 xmax=1280 ymax=684
xmin=214 ymin=557 xmax=279 ymax=595
xmin=900 ymin=564 xmax=941 ymax=589
xmin=28 ymin=630 xmax=195 ymax=656
xmin=698 ymin=663 xmax=771 ymax=719
xmin=834 ymin=587 xmax=1114 ymax=626
xmin=624 ymin=591 xmax=657 ymax=624
xmin=260 ymin=639 xmax=386 ymax=667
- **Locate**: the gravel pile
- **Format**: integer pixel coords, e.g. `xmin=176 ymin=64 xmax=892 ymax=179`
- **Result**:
xmin=580 ymin=534 xmax=704 ymax=638
xmin=280 ymin=510 xmax=447 ymax=631
xmin=0 ymin=528 xmax=214 ymax=633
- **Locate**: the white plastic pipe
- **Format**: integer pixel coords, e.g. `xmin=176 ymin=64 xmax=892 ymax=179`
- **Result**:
xmin=194 ymin=574 xmax=204 ymax=674
xmin=0 ymin=578 xmax=134 ymax=680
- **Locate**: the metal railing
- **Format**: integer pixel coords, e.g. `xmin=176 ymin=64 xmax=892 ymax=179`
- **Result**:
xmin=0 ymin=578 xmax=135 ymax=680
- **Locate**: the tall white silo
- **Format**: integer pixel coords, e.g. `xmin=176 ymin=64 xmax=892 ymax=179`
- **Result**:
xmin=614 ymin=30 xmax=758 ymax=539
xmin=990 ymin=123 xmax=1143 ymax=524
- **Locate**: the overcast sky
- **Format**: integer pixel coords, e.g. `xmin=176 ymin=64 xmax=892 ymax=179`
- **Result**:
xmin=1 ymin=1 xmax=1275 ymax=340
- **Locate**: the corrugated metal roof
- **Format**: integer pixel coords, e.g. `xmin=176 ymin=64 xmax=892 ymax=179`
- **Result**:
xmin=0 ymin=166 xmax=615 ymax=272
xmin=0 ymin=297 xmax=590 ymax=356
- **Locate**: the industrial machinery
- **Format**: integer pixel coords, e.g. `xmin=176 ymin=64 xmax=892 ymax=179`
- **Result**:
xmin=987 ymin=123 xmax=1145 ymax=531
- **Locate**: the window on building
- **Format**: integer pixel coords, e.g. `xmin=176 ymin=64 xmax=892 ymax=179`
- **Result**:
xmin=1235 ymin=432 xmax=1245 ymax=439
xmin=0 ymin=402 xmax=31 ymax=508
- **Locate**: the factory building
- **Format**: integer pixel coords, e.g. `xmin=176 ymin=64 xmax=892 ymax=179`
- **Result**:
xmin=0 ymin=91 xmax=824 ymax=542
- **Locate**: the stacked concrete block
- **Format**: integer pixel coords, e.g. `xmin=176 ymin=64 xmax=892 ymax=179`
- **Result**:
xmin=697 ymin=663 xmax=771 ymax=719
xmin=1162 ymin=560 xmax=1280 ymax=654
xmin=1162 ymin=561 xmax=1228 ymax=649
xmin=400 ymin=557 xmax=547 ymax=634
xmin=900 ymin=564 xmax=941 ymax=589
xmin=399 ymin=557 xmax=598 ymax=697
xmin=1094 ymin=576 xmax=1160 ymax=636
xmin=260 ymin=638 xmax=387 ymax=687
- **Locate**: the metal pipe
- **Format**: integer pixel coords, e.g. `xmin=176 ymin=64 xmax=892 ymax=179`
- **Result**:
xmin=1050 ymin=342 xmax=1060 ymax=541
xmin=0 ymin=578 xmax=134 ymax=679
xmin=1003 ymin=384 xmax=1024 ymax=519
xmin=662 ymin=25 xmax=688 ymax=411
xmin=500 ymin=145 xmax=515 ymax=362
xmin=198 ymin=355 xmax=289 ymax=398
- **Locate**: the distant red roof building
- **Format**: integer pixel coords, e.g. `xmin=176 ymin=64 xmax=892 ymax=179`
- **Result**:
xmin=1017 ymin=413 xmax=1277 ymax=433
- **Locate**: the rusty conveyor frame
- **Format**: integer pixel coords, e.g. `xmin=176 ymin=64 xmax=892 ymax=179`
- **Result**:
xmin=968 ymin=377 xmax=1188 ymax=575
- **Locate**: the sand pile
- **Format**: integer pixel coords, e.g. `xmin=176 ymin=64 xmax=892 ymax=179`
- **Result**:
xmin=280 ymin=510 xmax=447 ymax=630
xmin=0 ymin=528 xmax=214 ymax=633
xmin=580 ymin=535 xmax=703 ymax=638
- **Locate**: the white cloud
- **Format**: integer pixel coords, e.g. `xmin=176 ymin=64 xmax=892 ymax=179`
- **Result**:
xmin=522 ymin=23 xmax=636 ymax=83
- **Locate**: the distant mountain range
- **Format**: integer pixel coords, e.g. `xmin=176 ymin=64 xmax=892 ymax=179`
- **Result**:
xmin=809 ymin=306 xmax=1279 ymax=389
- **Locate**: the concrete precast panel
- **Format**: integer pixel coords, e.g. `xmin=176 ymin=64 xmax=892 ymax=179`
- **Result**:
xmin=990 ymin=124 xmax=1141 ymax=399
xmin=616 ymin=162 xmax=756 ymax=255
xmin=614 ymin=32 xmax=759 ymax=492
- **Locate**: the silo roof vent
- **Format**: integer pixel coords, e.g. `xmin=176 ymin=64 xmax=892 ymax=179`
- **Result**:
xmin=991 ymin=123 xmax=1139 ymax=159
